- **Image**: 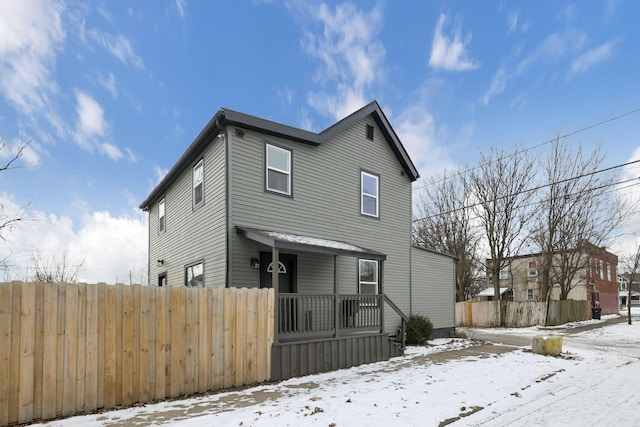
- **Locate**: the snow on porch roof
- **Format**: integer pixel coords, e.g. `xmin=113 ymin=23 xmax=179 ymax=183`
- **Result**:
xmin=236 ymin=227 xmax=387 ymax=260
xmin=477 ymin=287 xmax=510 ymax=297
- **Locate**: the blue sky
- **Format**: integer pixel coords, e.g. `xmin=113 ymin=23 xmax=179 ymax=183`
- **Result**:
xmin=1 ymin=0 xmax=640 ymax=282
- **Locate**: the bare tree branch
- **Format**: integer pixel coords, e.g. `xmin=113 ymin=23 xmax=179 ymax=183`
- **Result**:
xmin=414 ymin=171 xmax=482 ymax=301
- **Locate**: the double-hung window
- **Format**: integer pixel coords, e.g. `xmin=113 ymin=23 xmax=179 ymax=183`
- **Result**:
xmin=359 ymin=259 xmax=378 ymax=294
xmin=265 ymin=143 xmax=291 ymax=195
xmin=185 ymin=261 xmax=204 ymax=287
xmin=193 ymin=159 xmax=204 ymax=208
xmin=158 ymin=198 xmax=166 ymax=232
xmin=361 ymin=171 xmax=379 ymax=217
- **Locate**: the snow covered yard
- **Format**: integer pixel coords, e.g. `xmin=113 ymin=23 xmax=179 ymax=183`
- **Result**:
xmin=41 ymin=310 xmax=640 ymax=427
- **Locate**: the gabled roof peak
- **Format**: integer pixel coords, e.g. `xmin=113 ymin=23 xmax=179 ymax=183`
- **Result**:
xmin=140 ymin=101 xmax=419 ymax=210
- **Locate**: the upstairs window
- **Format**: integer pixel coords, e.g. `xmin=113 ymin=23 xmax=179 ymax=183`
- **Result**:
xmin=359 ymin=259 xmax=379 ymax=294
xmin=185 ymin=261 xmax=204 ymax=287
xmin=158 ymin=198 xmax=166 ymax=232
xmin=265 ymin=143 xmax=292 ymax=196
xmin=193 ymin=159 xmax=204 ymax=208
xmin=361 ymin=171 xmax=379 ymax=217
xmin=528 ymin=261 xmax=537 ymax=277
xmin=499 ymin=266 xmax=509 ymax=280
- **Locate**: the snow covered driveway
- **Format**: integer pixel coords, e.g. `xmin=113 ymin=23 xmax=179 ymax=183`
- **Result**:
xmin=43 ymin=311 xmax=640 ymax=427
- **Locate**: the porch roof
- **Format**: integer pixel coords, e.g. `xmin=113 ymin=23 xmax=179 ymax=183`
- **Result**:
xmin=236 ymin=227 xmax=387 ymax=260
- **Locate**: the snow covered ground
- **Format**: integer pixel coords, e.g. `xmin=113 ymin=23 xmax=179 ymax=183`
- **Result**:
xmin=42 ymin=309 xmax=640 ymax=427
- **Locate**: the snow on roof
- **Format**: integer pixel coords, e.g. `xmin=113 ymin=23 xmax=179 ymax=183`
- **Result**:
xmin=236 ymin=227 xmax=386 ymax=259
xmin=264 ymin=230 xmax=368 ymax=253
xmin=477 ymin=287 xmax=509 ymax=297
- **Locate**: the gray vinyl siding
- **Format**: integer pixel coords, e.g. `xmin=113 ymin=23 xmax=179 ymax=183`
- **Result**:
xmin=147 ymin=136 xmax=227 ymax=287
xmin=410 ymin=246 xmax=456 ymax=329
xmin=228 ymin=117 xmax=413 ymax=333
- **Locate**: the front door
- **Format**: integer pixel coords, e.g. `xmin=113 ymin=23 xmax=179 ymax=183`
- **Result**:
xmin=259 ymin=252 xmax=297 ymax=293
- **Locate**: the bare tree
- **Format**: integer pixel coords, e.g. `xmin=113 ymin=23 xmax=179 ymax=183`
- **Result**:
xmin=414 ymin=172 xmax=481 ymax=301
xmin=30 ymin=248 xmax=85 ymax=284
xmin=531 ymin=140 xmax=626 ymax=300
xmin=468 ymin=146 xmax=536 ymax=301
xmin=0 ymin=137 xmax=30 ymax=242
xmin=621 ymin=244 xmax=640 ymax=325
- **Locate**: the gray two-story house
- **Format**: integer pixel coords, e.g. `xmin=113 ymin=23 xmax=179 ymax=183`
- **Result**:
xmin=140 ymin=101 xmax=455 ymax=378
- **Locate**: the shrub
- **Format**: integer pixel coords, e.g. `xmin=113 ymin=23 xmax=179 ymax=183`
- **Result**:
xmin=406 ymin=314 xmax=433 ymax=345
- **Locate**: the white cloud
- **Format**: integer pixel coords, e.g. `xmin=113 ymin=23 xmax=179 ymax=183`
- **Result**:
xmin=175 ymin=0 xmax=186 ymax=19
xmin=516 ymin=30 xmax=586 ymax=75
xmin=88 ymin=29 xmax=144 ymax=69
xmin=429 ymin=14 xmax=479 ymax=72
xmin=74 ymin=90 xmax=106 ymax=148
xmin=125 ymin=148 xmax=137 ymax=163
xmin=292 ymin=1 xmax=385 ymax=121
xmin=0 ymin=193 xmax=148 ymax=283
xmin=0 ymin=0 xmax=65 ymax=116
xmin=569 ymin=39 xmax=617 ymax=77
xmin=507 ymin=10 xmax=519 ymax=34
xmin=394 ymin=101 xmax=455 ymax=180
xmin=99 ymin=142 xmax=122 ymax=161
xmin=307 ymin=85 xmax=366 ymax=123
xmin=482 ymin=66 xmax=507 ymax=105
xmin=98 ymin=71 xmax=118 ymax=97
xmin=72 ymin=90 xmax=125 ymax=161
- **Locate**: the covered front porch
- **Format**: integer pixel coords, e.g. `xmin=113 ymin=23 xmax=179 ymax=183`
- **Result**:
xmin=237 ymin=227 xmax=408 ymax=380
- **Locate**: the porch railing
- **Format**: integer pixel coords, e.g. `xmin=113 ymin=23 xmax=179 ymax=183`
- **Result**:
xmin=277 ymin=294 xmax=382 ymax=341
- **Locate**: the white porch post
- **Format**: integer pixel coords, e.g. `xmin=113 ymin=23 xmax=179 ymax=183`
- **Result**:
xmin=272 ymin=247 xmax=279 ymax=344
xmin=379 ymin=259 xmax=384 ymax=334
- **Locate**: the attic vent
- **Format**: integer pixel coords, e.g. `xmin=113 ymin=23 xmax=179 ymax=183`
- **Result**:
xmin=366 ymin=124 xmax=374 ymax=140
xmin=235 ymin=128 xmax=245 ymax=138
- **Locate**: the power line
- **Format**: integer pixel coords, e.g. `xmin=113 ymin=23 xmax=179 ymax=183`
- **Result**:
xmin=412 ymin=106 xmax=640 ymax=192
xmin=413 ymin=158 xmax=640 ymax=222
xmin=415 ymin=176 xmax=640 ymax=234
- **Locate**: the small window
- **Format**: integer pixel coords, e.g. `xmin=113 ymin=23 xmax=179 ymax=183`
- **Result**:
xmin=193 ymin=159 xmax=204 ymax=208
xmin=265 ymin=143 xmax=292 ymax=195
xmin=366 ymin=124 xmax=374 ymax=140
xmin=361 ymin=171 xmax=379 ymax=217
xmin=499 ymin=266 xmax=509 ymax=280
xmin=359 ymin=259 xmax=378 ymax=294
xmin=158 ymin=198 xmax=166 ymax=232
xmin=185 ymin=261 xmax=204 ymax=287
xmin=527 ymin=288 xmax=534 ymax=300
xmin=158 ymin=272 xmax=167 ymax=287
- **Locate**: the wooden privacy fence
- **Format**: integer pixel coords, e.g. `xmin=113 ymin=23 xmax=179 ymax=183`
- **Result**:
xmin=0 ymin=282 xmax=274 ymax=426
xmin=455 ymin=300 xmax=591 ymax=328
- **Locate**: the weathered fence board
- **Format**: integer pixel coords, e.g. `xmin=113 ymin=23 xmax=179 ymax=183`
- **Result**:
xmin=455 ymin=299 xmax=591 ymax=327
xmin=0 ymin=282 xmax=274 ymax=426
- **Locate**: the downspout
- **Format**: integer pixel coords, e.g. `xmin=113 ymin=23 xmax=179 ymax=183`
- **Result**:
xmin=222 ymin=119 xmax=231 ymax=288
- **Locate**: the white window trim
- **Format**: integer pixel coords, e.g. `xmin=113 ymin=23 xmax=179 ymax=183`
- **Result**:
xmin=360 ymin=171 xmax=379 ymax=217
xmin=158 ymin=198 xmax=166 ymax=232
xmin=358 ymin=259 xmax=379 ymax=295
xmin=265 ymin=143 xmax=291 ymax=195
xmin=193 ymin=159 xmax=204 ymax=208
xmin=527 ymin=288 xmax=535 ymax=300
xmin=499 ymin=266 xmax=509 ymax=280
xmin=185 ymin=261 xmax=204 ymax=287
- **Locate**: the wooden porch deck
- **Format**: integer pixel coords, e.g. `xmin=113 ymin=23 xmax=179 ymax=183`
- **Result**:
xmin=271 ymin=293 xmax=405 ymax=381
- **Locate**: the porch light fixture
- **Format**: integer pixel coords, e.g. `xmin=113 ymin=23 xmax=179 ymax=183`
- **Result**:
xmin=157 ymin=259 xmax=164 ymax=266
xmin=250 ymin=258 xmax=260 ymax=269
